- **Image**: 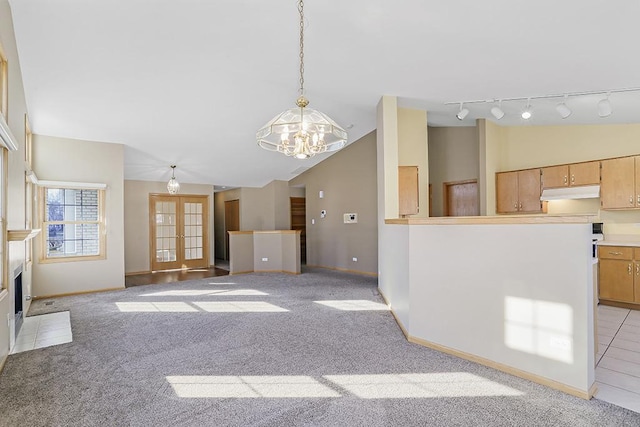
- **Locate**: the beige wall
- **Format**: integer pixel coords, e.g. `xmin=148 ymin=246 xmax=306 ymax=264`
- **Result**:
xmin=0 ymin=0 xmax=30 ymax=362
xmin=398 ymin=108 xmax=429 ymax=217
xmin=479 ymin=120 xmax=507 ymax=216
xmin=32 ymin=135 xmax=125 ymax=296
xmin=214 ymin=181 xmax=291 ymax=259
xmin=428 ymin=126 xmax=479 ymax=217
xmin=124 ymin=180 xmax=215 ymax=274
xmin=290 ymin=131 xmax=378 ymax=275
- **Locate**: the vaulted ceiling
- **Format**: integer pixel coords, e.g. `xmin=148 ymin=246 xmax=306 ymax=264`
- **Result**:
xmin=9 ymin=1 xmax=640 ymax=187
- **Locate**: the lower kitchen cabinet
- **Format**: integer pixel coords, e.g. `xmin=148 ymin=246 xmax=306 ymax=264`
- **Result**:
xmin=599 ymin=246 xmax=640 ymax=304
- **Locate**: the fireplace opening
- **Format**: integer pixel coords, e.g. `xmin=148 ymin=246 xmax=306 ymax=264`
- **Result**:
xmin=14 ymin=266 xmax=23 ymax=337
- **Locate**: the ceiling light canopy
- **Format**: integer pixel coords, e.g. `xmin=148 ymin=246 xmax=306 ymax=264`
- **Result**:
xmin=167 ymin=165 xmax=180 ymax=195
xmin=256 ymin=0 xmax=347 ymax=160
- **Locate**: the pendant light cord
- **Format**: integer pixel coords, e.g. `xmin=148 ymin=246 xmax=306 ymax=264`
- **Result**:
xmin=298 ymin=0 xmax=305 ymax=96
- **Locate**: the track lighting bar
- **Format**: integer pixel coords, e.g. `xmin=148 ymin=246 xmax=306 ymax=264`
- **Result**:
xmin=445 ymin=87 xmax=640 ymax=107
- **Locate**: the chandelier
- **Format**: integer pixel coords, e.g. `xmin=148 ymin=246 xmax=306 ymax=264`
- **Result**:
xmin=167 ymin=165 xmax=180 ymax=195
xmin=256 ymin=0 xmax=347 ymax=160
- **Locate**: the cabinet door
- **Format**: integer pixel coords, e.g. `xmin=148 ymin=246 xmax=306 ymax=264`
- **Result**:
xmin=398 ymin=166 xmax=419 ymax=216
xmin=517 ymin=169 xmax=542 ymax=213
xmin=496 ymin=171 xmax=518 ymax=213
xmin=541 ymin=165 xmax=568 ymax=189
xmin=570 ymin=161 xmax=600 ymax=186
xmin=599 ymin=259 xmax=634 ymax=302
xmin=636 ymin=156 xmax=640 ymax=207
xmin=601 ymin=157 xmax=635 ymax=209
xmin=635 ymin=261 xmax=640 ymax=303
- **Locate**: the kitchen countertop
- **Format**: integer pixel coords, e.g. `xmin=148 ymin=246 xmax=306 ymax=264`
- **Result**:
xmin=597 ymin=235 xmax=640 ymax=247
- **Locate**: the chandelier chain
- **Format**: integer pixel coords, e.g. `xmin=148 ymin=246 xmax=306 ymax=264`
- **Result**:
xmin=298 ymin=0 xmax=305 ymax=95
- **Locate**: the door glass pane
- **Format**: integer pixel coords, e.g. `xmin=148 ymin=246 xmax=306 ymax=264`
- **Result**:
xmin=155 ymin=200 xmax=178 ymax=264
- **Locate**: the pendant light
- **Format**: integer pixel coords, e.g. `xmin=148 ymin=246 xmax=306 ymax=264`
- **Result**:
xmin=256 ymin=0 xmax=347 ymax=160
xmin=167 ymin=165 xmax=180 ymax=195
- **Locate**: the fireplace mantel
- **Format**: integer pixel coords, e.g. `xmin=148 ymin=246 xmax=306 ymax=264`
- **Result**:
xmin=8 ymin=229 xmax=41 ymax=242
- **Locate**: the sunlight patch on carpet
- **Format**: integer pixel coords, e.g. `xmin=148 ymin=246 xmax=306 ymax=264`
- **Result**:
xmin=314 ymin=300 xmax=389 ymax=311
xmin=167 ymin=375 xmax=339 ymax=398
xmin=192 ymin=301 xmax=288 ymax=313
xmin=139 ymin=289 xmax=268 ymax=297
xmin=323 ymin=373 xmax=524 ymax=399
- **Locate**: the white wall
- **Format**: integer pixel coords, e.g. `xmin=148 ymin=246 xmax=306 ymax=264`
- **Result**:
xmin=32 ymin=135 xmax=125 ymax=297
xmin=124 ymin=180 xmax=215 ymax=274
xmin=407 ymin=222 xmax=594 ymax=394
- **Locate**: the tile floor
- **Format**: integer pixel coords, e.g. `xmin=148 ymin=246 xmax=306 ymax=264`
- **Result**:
xmin=11 ymin=311 xmax=72 ymax=354
xmin=595 ymin=305 xmax=640 ymax=413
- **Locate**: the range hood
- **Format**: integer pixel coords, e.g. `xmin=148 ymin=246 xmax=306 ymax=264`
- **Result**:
xmin=540 ymin=185 xmax=600 ymax=201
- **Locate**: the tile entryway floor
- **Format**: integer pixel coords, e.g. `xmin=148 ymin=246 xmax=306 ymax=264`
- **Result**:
xmin=11 ymin=311 xmax=72 ymax=354
xmin=595 ymin=305 xmax=640 ymax=413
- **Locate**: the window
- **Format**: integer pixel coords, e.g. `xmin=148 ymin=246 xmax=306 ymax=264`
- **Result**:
xmin=41 ymin=187 xmax=105 ymax=261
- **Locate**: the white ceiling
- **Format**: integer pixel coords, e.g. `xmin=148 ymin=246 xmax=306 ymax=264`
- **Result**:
xmin=9 ymin=0 xmax=640 ymax=188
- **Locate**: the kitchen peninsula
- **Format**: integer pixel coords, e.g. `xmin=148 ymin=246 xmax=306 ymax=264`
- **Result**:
xmin=378 ymin=214 xmax=597 ymax=399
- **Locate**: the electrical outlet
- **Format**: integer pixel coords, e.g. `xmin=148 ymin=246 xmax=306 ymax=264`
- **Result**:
xmin=352 ymin=257 xmax=358 ymax=262
xmin=262 ymin=257 xmax=268 ymax=262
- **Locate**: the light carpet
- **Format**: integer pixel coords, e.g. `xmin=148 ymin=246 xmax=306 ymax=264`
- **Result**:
xmin=0 ymin=268 xmax=638 ymax=426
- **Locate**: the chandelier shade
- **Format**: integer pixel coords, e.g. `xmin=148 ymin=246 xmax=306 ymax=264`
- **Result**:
xmin=256 ymin=0 xmax=347 ymax=160
xmin=257 ymin=101 xmax=348 ymax=160
xmin=167 ymin=165 xmax=180 ymax=195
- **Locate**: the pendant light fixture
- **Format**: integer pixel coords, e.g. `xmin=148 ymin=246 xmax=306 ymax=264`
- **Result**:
xmin=167 ymin=165 xmax=180 ymax=195
xmin=256 ymin=0 xmax=347 ymax=160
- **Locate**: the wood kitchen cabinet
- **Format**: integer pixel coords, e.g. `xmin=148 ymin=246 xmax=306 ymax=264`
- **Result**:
xmin=599 ymin=246 xmax=640 ymax=304
xmin=601 ymin=156 xmax=640 ymax=209
xmin=399 ymin=166 xmax=419 ymax=217
xmin=496 ymin=168 xmax=542 ymax=214
xmin=541 ymin=161 xmax=600 ymax=189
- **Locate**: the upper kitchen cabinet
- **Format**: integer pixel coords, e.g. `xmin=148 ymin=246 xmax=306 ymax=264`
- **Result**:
xmin=496 ymin=168 xmax=543 ymax=214
xmin=541 ymin=161 xmax=600 ymax=189
xmin=398 ymin=166 xmax=419 ymax=217
xmin=601 ymin=156 xmax=639 ymax=209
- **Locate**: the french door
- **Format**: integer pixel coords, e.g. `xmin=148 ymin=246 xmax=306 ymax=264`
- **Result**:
xmin=150 ymin=194 xmax=209 ymax=271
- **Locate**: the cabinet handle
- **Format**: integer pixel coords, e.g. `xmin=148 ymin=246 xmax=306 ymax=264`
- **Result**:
xmin=609 ymin=251 xmax=623 ymax=256
xmin=519 ymin=202 xmax=522 ymax=210
xmin=571 ymin=175 xmax=575 ymax=183
xmin=563 ymin=176 xmax=568 ymax=184
xmin=637 ymin=264 xmax=639 ymax=276
xmin=630 ymin=196 xmax=634 ymax=205
xmin=514 ymin=203 xmax=518 ymax=210
xmin=629 ymin=264 xmax=632 ymax=275
xmin=637 ymin=194 xmax=640 ymax=205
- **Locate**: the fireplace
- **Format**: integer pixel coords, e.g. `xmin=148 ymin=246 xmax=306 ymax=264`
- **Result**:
xmin=14 ymin=265 xmax=23 ymax=338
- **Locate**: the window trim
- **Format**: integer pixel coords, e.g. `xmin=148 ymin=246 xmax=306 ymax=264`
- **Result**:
xmin=39 ymin=186 xmax=107 ymax=263
xmin=0 ymin=40 xmax=7 ymax=121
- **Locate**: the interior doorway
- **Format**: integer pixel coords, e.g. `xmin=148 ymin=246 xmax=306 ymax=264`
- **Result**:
xmin=150 ymin=194 xmax=209 ymax=272
xmin=290 ymin=197 xmax=306 ymax=264
xmin=443 ymin=180 xmax=479 ymax=216
xmin=224 ymin=199 xmax=240 ymax=260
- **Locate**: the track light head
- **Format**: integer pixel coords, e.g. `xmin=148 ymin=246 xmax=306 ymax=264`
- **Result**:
xmin=556 ymin=96 xmax=572 ymax=119
xmin=598 ymin=94 xmax=612 ymax=118
xmin=490 ymin=101 xmax=504 ymax=120
xmin=456 ymin=103 xmax=469 ymax=120
xmin=521 ymin=99 xmax=532 ymax=120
